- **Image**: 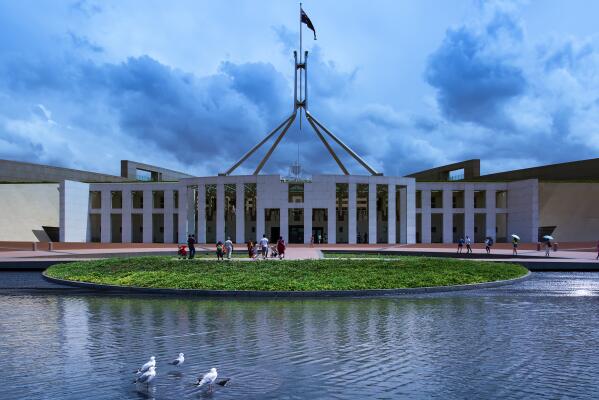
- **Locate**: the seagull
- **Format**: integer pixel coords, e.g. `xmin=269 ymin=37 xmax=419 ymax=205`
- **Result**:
xmin=169 ymin=353 xmax=185 ymax=367
xmin=196 ymin=368 xmax=218 ymax=390
xmin=134 ymin=356 xmax=156 ymax=374
xmin=134 ymin=366 xmax=156 ymax=386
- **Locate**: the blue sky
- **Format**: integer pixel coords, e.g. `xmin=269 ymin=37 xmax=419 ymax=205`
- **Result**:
xmin=1 ymin=0 xmax=599 ymax=177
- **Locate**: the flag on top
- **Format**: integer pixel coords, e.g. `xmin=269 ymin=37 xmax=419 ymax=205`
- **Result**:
xmin=301 ymin=8 xmax=316 ymax=40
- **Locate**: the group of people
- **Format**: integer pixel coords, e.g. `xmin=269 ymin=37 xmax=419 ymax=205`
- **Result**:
xmin=456 ymin=236 xmax=473 ymax=254
xmin=457 ymin=235 xmax=495 ymax=254
xmin=215 ymin=237 xmax=235 ymax=260
xmin=246 ymin=235 xmax=286 ymax=260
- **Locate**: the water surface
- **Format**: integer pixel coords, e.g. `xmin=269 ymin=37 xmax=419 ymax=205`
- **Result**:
xmin=1 ymin=272 xmax=599 ymax=399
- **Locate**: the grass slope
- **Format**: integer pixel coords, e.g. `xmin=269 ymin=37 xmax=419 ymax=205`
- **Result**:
xmin=45 ymin=256 xmax=527 ymax=291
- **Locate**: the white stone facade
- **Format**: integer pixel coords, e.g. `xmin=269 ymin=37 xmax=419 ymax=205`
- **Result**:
xmin=61 ymin=175 xmax=540 ymax=244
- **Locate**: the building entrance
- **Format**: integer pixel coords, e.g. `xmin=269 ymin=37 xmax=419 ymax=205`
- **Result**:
xmin=289 ymin=225 xmax=304 ymax=244
xmin=270 ymin=227 xmax=280 ymax=243
xmin=312 ymin=227 xmax=324 ymax=244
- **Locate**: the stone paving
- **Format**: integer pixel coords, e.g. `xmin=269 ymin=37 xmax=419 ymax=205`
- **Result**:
xmin=0 ymin=243 xmax=597 ymax=264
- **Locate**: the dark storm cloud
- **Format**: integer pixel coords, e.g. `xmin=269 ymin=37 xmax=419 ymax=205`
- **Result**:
xmin=425 ymin=25 xmax=526 ymax=129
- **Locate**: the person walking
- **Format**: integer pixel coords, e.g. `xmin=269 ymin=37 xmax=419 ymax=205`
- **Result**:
xmin=216 ymin=241 xmax=224 ymax=261
xmin=276 ymin=236 xmax=286 ymax=260
xmin=224 ymin=237 xmax=234 ymax=260
xmin=457 ymin=237 xmax=464 ymax=254
xmin=484 ymin=237 xmax=492 ymax=255
xmin=187 ymin=234 xmax=196 ymax=260
xmin=596 ymin=240 xmax=599 ymax=260
xmin=247 ymin=241 xmax=254 ymax=259
xmin=465 ymin=236 xmax=472 ymax=254
xmin=544 ymin=240 xmax=552 ymax=257
xmin=259 ymin=234 xmax=269 ymax=259
xmin=512 ymin=236 xmax=519 ymax=256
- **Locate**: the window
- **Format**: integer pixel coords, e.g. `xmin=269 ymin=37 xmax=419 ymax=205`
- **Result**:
xmin=452 ymin=190 xmax=464 ymax=208
xmin=431 ymin=190 xmax=443 ymax=208
xmin=288 ymin=183 xmax=304 ymax=203
xmin=132 ymin=191 xmax=143 ymax=209
xmin=496 ymin=190 xmax=507 ymax=208
xmin=416 ymin=190 xmax=422 ymax=208
xmin=474 ymin=190 xmax=486 ymax=208
xmin=90 ymin=191 xmax=101 ymax=209
xmin=173 ymin=190 xmax=179 ymax=209
xmin=153 ymin=191 xmax=164 ymax=208
xmin=111 ymin=191 xmax=122 ymax=209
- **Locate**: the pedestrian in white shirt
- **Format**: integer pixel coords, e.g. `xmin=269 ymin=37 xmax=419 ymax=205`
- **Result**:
xmin=224 ymin=237 xmax=234 ymax=260
xmin=259 ymin=234 xmax=269 ymax=259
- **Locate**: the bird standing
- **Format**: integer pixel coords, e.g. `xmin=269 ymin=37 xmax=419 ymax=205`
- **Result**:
xmin=196 ymin=368 xmax=218 ymax=391
xmin=169 ymin=353 xmax=185 ymax=367
xmin=134 ymin=366 xmax=156 ymax=386
xmin=134 ymin=356 xmax=156 ymax=374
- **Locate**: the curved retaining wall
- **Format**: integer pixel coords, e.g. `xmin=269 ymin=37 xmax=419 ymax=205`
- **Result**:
xmin=42 ymin=271 xmax=531 ymax=298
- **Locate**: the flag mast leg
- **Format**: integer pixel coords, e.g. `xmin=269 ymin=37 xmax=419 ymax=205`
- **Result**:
xmin=221 ymin=113 xmax=295 ymax=175
xmin=306 ymin=114 xmax=349 ymax=175
xmin=299 ymin=2 xmax=303 ymax=131
xmin=253 ymin=112 xmax=297 ymax=175
xmin=306 ymin=111 xmax=381 ymax=176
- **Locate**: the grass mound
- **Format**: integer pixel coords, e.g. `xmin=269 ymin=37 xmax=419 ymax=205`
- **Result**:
xmin=45 ymin=256 xmax=527 ymax=291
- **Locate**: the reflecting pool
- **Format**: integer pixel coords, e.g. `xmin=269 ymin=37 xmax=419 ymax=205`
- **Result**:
xmin=1 ymin=272 xmax=599 ymax=399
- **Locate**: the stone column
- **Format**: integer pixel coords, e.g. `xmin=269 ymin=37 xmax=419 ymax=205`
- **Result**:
xmin=368 ymin=184 xmax=377 ymax=244
xmin=304 ymin=208 xmax=312 ymax=244
xmin=348 ymin=182 xmax=357 ymax=244
xmin=122 ymin=189 xmax=132 ymax=243
xmin=235 ymin=183 xmax=245 ymax=244
xmin=442 ymin=189 xmax=453 ymax=243
xmin=280 ymin=207 xmax=289 ymax=243
xmin=177 ymin=186 xmax=188 ymax=243
xmin=387 ymin=184 xmax=396 ymax=244
xmin=485 ymin=189 xmax=496 ymax=240
xmin=142 ymin=190 xmax=153 ymax=243
xmin=421 ymin=189 xmax=432 ymax=243
xmin=400 ymin=186 xmax=408 ymax=244
xmin=464 ymin=184 xmax=475 ymax=241
xmin=100 ymin=190 xmax=111 ymax=243
xmin=256 ymin=181 xmax=265 ymax=240
xmin=327 ymin=206 xmax=336 ymax=244
xmin=164 ymin=189 xmax=174 ymax=243
xmin=197 ymin=184 xmax=206 ymax=243
xmin=406 ymin=182 xmax=417 ymax=244
xmin=216 ymin=183 xmax=225 ymax=242
xmin=186 ymin=188 xmax=195 ymax=239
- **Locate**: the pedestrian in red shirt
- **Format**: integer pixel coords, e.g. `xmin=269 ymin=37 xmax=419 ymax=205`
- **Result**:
xmin=277 ymin=236 xmax=286 ymax=260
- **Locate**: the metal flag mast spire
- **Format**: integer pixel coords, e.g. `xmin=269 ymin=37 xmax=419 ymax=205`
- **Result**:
xmin=221 ymin=4 xmax=381 ymax=177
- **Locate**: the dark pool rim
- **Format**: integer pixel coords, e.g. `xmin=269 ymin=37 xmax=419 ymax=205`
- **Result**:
xmin=41 ymin=271 xmax=532 ymax=298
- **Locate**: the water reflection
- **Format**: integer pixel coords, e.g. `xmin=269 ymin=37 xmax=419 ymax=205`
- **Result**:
xmin=1 ymin=272 xmax=599 ymax=399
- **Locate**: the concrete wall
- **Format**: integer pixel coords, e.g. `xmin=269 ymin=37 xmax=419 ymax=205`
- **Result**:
xmin=0 ymin=183 xmax=59 ymax=241
xmin=540 ymin=182 xmax=599 ymax=241
xmin=60 ymin=180 xmax=90 ymax=242
xmin=0 ymin=159 xmax=126 ymax=183
xmin=416 ymin=181 xmax=510 ymax=243
xmin=507 ymin=179 xmax=539 ymax=242
xmin=121 ymin=160 xmax=193 ymax=181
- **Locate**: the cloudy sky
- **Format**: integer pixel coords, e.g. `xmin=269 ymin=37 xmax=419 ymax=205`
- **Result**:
xmin=1 ymin=0 xmax=599 ymax=177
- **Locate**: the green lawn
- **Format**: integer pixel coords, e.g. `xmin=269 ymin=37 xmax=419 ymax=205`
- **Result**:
xmin=44 ymin=256 xmax=527 ymax=291
xmin=324 ymin=252 xmax=405 ymax=259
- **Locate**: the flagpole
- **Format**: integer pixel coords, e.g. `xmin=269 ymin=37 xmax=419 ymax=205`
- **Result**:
xmin=298 ymin=2 xmax=303 ymax=169
xmin=299 ymin=3 xmax=303 ymax=130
